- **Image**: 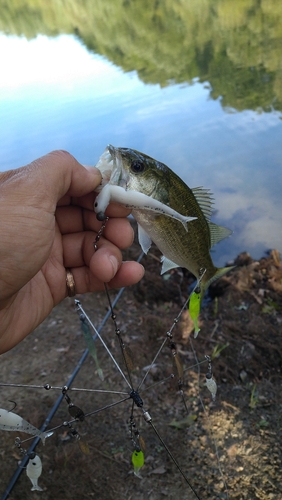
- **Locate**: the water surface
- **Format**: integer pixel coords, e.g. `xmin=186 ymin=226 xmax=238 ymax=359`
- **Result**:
xmin=0 ymin=1 xmax=281 ymax=265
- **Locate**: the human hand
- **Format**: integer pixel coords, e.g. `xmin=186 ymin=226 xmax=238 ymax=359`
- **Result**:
xmin=0 ymin=150 xmax=144 ymax=353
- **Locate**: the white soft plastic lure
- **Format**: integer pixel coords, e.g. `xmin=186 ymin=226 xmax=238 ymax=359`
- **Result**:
xmin=205 ymin=374 xmax=217 ymax=401
xmin=0 ymin=408 xmax=53 ymax=445
xmin=26 ymin=453 xmax=43 ymax=491
xmin=94 ymin=181 xmax=196 ymax=231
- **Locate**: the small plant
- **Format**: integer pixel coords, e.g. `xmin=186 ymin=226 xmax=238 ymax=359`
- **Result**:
xmin=262 ymin=297 xmax=279 ymax=315
xmin=211 ymin=343 xmax=229 ymax=360
xmin=257 ymin=419 xmax=269 ymax=428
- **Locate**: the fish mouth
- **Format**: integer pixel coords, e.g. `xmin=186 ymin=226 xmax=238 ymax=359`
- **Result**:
xmin=95 ymin=145 xmax=128 ymax=191
xmin=107 ymin=144 xmax=116 ymax=157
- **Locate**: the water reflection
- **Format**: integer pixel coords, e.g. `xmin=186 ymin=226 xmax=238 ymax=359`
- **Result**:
xmin=0 ymin=0 xmax=281 ymax=112
xmin=0 ymin=0 xmax=281 ymax=264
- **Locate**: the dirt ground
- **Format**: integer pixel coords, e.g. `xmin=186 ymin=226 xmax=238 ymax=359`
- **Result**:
xmin=0 ymin=239 xmax=281 ymax=500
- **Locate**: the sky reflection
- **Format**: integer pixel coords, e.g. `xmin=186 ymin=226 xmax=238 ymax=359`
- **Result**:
xmin=0 ymin=34 xmax=281 ymax=265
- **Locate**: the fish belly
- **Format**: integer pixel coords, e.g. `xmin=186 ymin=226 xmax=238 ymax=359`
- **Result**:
xmin=132 ymin=210 xmax=214 ymax=280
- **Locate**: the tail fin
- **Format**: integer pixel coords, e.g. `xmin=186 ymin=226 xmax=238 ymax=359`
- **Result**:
xmin=31 ymin=485 xmax=44 ymax=492
xmin=189 ymin=266 xmax=234 ymax=339
xmin=200 ymin=265 xmax=234 ymax=302
xmin=41 ymin=430 xmax=53 ymax=445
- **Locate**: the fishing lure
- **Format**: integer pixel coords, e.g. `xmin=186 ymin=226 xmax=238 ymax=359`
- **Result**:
xmin=0 ymin=408 xmax=53 ymax=444
xmin=188 ymin=289 xmax=201 ymax=338
xmin=26 ymin=453 xmax=43 ymax=491
xmin=205 ymin=372 xmax=217 ymax=401
xmin=131 ymin=447 xmax=145 ymax=478
xmin=63 ymin=391 xmax=85 ymax=422
xmin=94 ymin=183 xmax=196 ymax=230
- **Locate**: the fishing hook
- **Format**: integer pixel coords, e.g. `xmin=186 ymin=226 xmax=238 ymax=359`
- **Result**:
xmin=8 ymin=400 xmax=17 ymax=412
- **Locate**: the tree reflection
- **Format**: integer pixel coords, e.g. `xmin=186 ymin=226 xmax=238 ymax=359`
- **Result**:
xmin=0 ymin=0 xmax=281 ymax=112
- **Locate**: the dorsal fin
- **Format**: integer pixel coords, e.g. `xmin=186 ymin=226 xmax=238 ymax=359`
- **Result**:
xmin=192 ymin=187 xmax=214 ymax=221
xmin=208 ymin=222 xmax=232 ymax=247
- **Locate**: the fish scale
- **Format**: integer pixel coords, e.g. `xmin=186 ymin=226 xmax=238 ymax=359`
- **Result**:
xmin=133 ymin=209 xmax=215 ymax=280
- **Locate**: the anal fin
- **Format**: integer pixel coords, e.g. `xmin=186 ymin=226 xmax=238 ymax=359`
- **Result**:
xmin=160 ymin=256 xmax=179 ymax=274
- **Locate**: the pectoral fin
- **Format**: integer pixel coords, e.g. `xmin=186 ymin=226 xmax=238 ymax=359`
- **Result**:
xmin=160 ymin=256 xmax=179 ymax=274
xmin=137 ymin=224 xmax=152 ymax=254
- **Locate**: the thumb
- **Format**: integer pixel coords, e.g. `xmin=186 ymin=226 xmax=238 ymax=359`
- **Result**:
xmin=30 ymin=150 xmax=102 ymax=204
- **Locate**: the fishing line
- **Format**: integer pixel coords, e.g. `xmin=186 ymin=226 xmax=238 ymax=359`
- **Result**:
xmin=18 ymin=395 xmax=132 ymax=445
xmin=137 ymin=336 xmax=169 ymax=392
xmin=0 ymin=383 xmax=128 ymax=396
xmin=138 ymin=271 xmax=207 ymax=393
xmin=147 ymin=419 xmax=201 ymax=500
xmin=140 ymin=373 xmax=175 ymax=392
xmin=83 ymin=396 xmax=131 ymax=418
xmin=104 ymin=283 xmax=135 ymax=389
xmin=189 ymin=337 xmax=229 ymax=499
xmin=93 ymin=258 xmax=210 ymax=498
xmin=139 ymin=359 xmax=208 ymax=394
xmin=1 ymin=248 xmax=211 ymax=499
xmin=103 ymin=267 xmax=205 ymax=498
xmin=183 ymin=359 xmax=208 ymax=374
xmin=75 ymin=300 xmax=132 ymax=389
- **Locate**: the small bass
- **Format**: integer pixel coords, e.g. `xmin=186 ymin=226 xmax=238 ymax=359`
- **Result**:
xmin=94 ymin=145 xmax=233 ymax=302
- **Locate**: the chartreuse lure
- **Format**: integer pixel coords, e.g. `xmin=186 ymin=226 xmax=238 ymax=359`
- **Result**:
xmin=131 ymin=447 xmax=145 ymax=477
xmin=188 ymin=287 xmax=201 ymax=338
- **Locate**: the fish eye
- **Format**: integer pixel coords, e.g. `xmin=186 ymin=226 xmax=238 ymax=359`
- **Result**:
xmin=130 ymin=160 xmax=145 ymax=174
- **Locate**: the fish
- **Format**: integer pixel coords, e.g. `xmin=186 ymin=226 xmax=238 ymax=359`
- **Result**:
xmin=0 ymin=408 xmax=53 ymax=445
xmin=26 ymin=453 xmax=43 ymax=491
xmin=94 ymin=145 xmax=233 ymax=303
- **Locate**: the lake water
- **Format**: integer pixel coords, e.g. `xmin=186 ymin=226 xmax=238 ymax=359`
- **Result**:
xmin=0 ymin=1 xmax=281 ymax=266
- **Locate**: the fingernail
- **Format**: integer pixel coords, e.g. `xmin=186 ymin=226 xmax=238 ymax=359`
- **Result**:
xmin=109 ymin=256 xmax=119 ymax=276
xmin=84 ymin=165 xmax=102 ymax=181
xmin=84 ymin=165 xmax=101 ymax=175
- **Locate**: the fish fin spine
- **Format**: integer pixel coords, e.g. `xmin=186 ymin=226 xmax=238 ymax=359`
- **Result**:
xmin=191 ymin=187 xmax=214 ymax=221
